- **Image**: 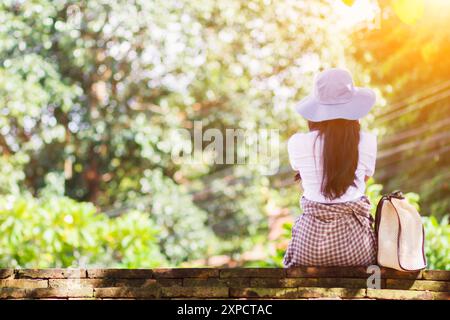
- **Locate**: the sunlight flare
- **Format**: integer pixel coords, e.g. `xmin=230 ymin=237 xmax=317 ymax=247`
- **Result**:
xmin=392 ymin=0 xmax=424 ymax=25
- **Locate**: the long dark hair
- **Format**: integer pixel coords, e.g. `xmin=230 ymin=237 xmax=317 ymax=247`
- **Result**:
xmin=294 ymin=119 xmax=360 ymax=200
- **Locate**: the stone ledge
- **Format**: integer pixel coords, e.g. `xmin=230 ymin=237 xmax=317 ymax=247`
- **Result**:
xmin=0 ymin=268 xmax=448 ymax=300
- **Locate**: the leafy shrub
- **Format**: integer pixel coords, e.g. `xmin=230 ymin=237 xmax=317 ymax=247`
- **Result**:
xmin=423 ymin=215 xmax=450 ymax=270
xmin=0 ymin=195 xmax=167 ymax=268
xmin=138 ymin=169 xmax=215 ymax=265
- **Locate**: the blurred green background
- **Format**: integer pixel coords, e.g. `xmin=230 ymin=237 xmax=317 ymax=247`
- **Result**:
xmin=0 ymin=0 xmax=448 ymax=269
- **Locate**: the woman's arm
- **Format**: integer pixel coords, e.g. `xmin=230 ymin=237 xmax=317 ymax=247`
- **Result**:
xmin=361 ymin=132 xmax=377 ymax=181
xmin=288 ymin=134 xmax=304 ymax=182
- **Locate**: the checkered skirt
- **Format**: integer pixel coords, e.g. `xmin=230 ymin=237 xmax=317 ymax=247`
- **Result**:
xmin=283 ymin=196 xmax=377 ymax=267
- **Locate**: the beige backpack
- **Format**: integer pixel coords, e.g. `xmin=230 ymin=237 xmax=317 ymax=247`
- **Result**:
xmin=375 ymin=190 xmax=427 ymax=271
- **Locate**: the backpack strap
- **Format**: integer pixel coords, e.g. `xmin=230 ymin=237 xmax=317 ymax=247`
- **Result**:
xmin=374 ymin=191 xmax=403 ymax=236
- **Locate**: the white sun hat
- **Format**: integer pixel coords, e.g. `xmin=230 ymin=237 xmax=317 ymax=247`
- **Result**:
xmin=294 ymin=68 xmax=376 ymax=121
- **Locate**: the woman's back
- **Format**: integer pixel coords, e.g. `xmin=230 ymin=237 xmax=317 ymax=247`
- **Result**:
xmin=287 ymin=130 xmax=377 ymax=203
xmin=283 ymin=68 xmax=378 ymax=267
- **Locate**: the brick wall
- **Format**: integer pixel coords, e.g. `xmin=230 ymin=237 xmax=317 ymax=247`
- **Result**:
xmin=0 ymin=267 xmax=449 ymax=300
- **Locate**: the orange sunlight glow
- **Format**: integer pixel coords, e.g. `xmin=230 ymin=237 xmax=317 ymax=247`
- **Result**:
xmin=392 ymin=0 xmax=424 ymax=25
xmin=338 ymin=0 xmax=450 ymax=28
xmin=387 ymin=0 xmax=450 ymax=26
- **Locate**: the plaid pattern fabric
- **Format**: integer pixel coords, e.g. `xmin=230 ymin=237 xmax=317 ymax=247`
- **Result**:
xmin=283 ymin=195 xmax=377 ymax=267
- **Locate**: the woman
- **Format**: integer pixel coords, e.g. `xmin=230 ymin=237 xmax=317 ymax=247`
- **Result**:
xmin=283 ymin=68 xmax=378 ymax=267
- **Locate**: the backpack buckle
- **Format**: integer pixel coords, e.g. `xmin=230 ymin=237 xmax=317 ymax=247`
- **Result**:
xmin=389 ymin=190 xmax=404 ymax=199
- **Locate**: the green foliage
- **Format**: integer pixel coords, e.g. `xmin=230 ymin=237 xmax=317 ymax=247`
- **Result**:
xmin=245 ymin=221 xmax=292 ymax=268
xmin=423 ymin=215 xmax=450 ymax=270
xmin=0 ymin=0 xmax=447 ymax=269
xmin=0 ymin=0 xmax=352 ymax=264
xmin=137 ymin=169 xmax=215 ymax=264
xmin=366 ymin=178 xmax=383 ymax=216
xmin=0 ymin=194 xmax=167 ymax=268
xmin=0 ymin=154 xmax=27 ymax=195
xmin=352 ymin=0 xmax=450 ymax=219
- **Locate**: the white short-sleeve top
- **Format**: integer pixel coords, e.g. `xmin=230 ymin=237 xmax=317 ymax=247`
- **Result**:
xmin=287 ymin=130 xmax=377 ymax=203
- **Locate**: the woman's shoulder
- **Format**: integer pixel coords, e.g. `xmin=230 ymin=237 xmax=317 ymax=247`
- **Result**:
xmin=360 ymin=130 xmax=377 ymax=141
xmin=288 ymin=131 xmax=317 ymax=146
xmin=359 ymin=130 xmax=377 ymax=151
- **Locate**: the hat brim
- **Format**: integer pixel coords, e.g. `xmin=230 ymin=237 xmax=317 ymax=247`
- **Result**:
xmin=294 ymin=87 xmax=376 ymax=122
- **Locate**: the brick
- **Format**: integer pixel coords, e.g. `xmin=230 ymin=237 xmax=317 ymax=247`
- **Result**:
xmin=294 ymin=287 xmax=368 ymax=299
xmin=0 ymin=279 xmax=48 ymax=289
xmin=94 ymin=287 xmax=160 ymax=299
xmin=0 ymin=269 xmax=14 ymax=279
xmin=170 ymin=298 xmax=217 ymax=301
xmin=422 ymin=270 xmax=450 ymax=281
xmin=286 ymin=267 xmax=369 ymax=278
xmin=49 ymin=279 xmax=114 ymax=288
xmin=115 ymin=278 xmax=182 ymax=287
xmin=87 ymin=269 xmax=153 ymax=279
xmin=100 ymin=298 xmax=137 ymax=300
xmin=161 ymin=286 xmax=229 ymax=298
xmin=250 ymin=277 xmax=372 ymax=289
xmin=380 ymin=268 xmax=423 ymax=280
xmin=367 ymin=289 xmax=449 ymax=300
xmin=230 ymin=287 xmax=366 ymax=299
xmin=1 ymin=268 xmax=448 ymax=300
xmin=321 ymin=277 xmax=386 ymax=289
xmin=220 ymin=268 xmax=285 ymax=278
xmin=16 ymin=269 xmax=87 ymax=279
xmin=386 ymin=279 xmax=449 ymax=292
xmin=49 ymin=278 xmax=181 ymax=288
xmin=250 ymin=278 xmax=309 ymax=288
xmin=230 ymin=287 xmax=299 ymax=299
xmin=286 ymin=267 xmax=426 ymax=280
xmin=36 ymin=298 xmax=69 ymax=300
xmin=25 ymin=287 xmax=93 ymax=298
xmin=0 ymin=288 xmax=28 ymax=299
xmin=152 ymin=268 xmax=218 ymax=278
xmin=183 ymin=277 xmax=250 ymax=287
